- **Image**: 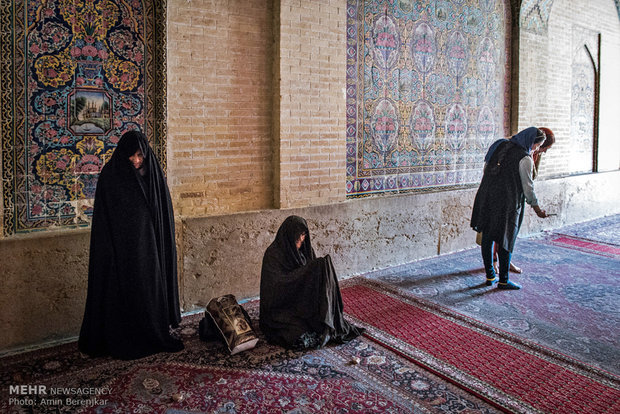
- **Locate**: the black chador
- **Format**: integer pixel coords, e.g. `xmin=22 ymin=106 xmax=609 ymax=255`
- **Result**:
xmin=260 ymin=216 xmax=363 ymax=349
xmin=79 ymin=131 xmax=183 ymax=360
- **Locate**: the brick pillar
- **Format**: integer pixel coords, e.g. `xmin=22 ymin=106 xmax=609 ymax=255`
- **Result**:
xmin=167 ymin=0 xmax=275 ymax=217
xmin=274 ymin=0 xmax=347 ymax=208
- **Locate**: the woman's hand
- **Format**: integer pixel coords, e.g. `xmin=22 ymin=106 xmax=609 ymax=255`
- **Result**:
xmin=533 ymin=205 xmax=548 ymax=218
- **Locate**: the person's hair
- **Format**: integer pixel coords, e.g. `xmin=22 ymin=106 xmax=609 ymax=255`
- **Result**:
xmin=538 ymin=127 xmax=555 ymax=149
xmin=534 ymin=128 xmax=546 ymax=144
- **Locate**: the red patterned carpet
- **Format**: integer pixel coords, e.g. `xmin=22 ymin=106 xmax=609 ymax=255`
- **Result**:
xmin=2 ymin=214 xmax=618 ymax=414
xmin=3 ymin=276 xmax=618 ymax=413
xmin=548 ymin=235 xmax=620 ymax=257
xmin=0 ymin=304 xmax=498 ymax=414
xmin=367 ymin=214 xmax=620 ymax=377
xmin=341 ymin=278 xmax=620 ymax=414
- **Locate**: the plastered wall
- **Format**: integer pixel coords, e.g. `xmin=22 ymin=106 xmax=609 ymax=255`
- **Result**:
xmin=179 ymin=170 xmax=620 ymax=311
xmin=1 ymin=0 xmax=619 ymax=353
xmin=2 ymin=171 xmax=619 ymax=352
xmin=1 ymin=231 xmax=90 ymax=352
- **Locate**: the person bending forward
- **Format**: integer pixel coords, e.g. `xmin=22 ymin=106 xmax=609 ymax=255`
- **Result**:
xmin=471 ymin=127 xmax=549 ymax=290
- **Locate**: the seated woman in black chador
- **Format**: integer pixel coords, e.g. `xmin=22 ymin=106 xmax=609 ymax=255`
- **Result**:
xmin=260 ymin=215 xmax=364 ymax=349
xmin=79 ymin=130 xmax=184 ymax=360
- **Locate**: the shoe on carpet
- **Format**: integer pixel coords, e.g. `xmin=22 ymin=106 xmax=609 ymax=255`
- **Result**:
xmin=486 ymin=276 xmax=497 ymax=286
xmin=497 ymin=280 xmax=521 ymax=290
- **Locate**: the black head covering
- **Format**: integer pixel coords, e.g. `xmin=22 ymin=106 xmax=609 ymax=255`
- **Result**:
xmin=271 ymin=215 xmax=316 ymax=270
xmin=113 ymin=129 xmax=144 ymax=158
xmin=510 ymin=126 xmax=544 ymax=152
xmin=111 ymin=131 xmax=156 ymax=215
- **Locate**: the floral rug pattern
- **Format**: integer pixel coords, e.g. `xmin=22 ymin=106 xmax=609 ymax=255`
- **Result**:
xmin=0 ymin=308 xmax=498 ymax=414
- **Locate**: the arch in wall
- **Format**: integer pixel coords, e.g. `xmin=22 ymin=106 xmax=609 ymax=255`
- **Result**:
xmin=519 ymin=0 xmax=554 ymax=34
xmin=571 ymin=30 xmax=600 ymax=174
xmin=512 ymin=0 xmax=613 ymax=177
xmin=0 ymin=0 xmax=168 ymax=236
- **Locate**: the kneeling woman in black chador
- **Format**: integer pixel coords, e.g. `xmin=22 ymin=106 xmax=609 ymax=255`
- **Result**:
xmin=79 ymin=130 xmax=184 ymax=360
xmin=260 ymin=215 xmax=364 ymax=349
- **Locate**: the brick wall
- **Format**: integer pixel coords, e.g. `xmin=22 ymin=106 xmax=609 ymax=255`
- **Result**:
xmin=275 ymin=0 xmax=347 ymax=208
xmin=517 ymin=0 xmax=620 ymax=178
xmin=2 ymin=0 xmax=620 ymax=352
xmin=166 ymin=0 xmax=275 ymax=217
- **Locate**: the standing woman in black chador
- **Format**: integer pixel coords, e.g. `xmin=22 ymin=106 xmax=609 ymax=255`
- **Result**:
xmin=260 ymin=216 xmax=364 ymax=349
xmin=471 ymin=127 xmax=550 ymax=290
xmin=79 ymin=130 xmax=183 ymax=359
